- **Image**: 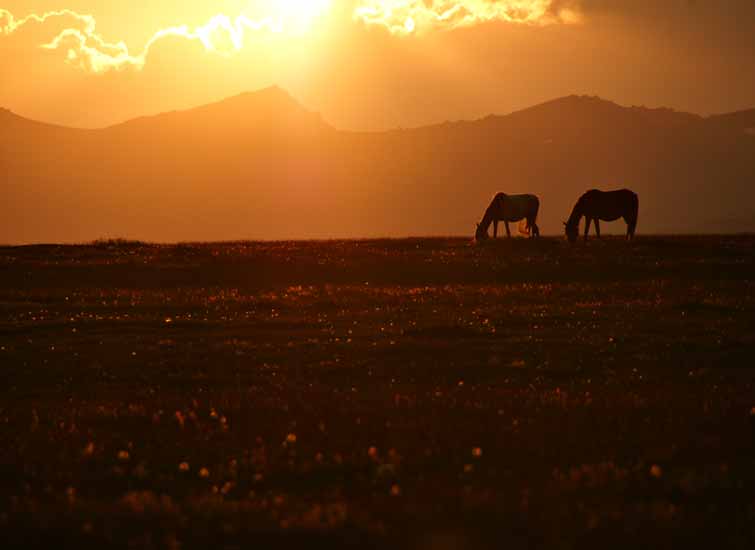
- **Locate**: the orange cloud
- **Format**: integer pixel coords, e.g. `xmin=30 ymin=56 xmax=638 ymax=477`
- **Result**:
xmin=352 ymin=0 xmax=581 ymax=34
xmin=1 ymin=2 xmax=580 ymax=75
xmin=0 ymin=8 xmax=298 ymax=73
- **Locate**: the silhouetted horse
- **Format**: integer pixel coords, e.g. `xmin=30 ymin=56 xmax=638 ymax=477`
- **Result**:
xmin=564 ymin=189 xmax=639 ymax=243
xmin=476 ymin=193 xmax=540 ymax=240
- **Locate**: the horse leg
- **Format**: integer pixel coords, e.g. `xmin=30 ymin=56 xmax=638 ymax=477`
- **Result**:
xmin=594 ymin=220 xmax=601 ymax=239
xmin=505 ymin=222 xmax=511 ymax=238
xmin=493 ymin=221 xmax=498 ymax=239
xmin=628 ymin=195 xmax=639 ymax=240
xmin=584 ymin=218 xmax=591 ymax=242
xmin=623 ymin=216 xmax=636 ymax=239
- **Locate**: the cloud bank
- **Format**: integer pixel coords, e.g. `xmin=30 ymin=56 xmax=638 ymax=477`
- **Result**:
xmin=1 ymin=2 xmax=580 ymax=73
xmin=352 ymin=0 xmax=581 ymax=34
xmin=1 ymin=8 xmax=294 ymax=73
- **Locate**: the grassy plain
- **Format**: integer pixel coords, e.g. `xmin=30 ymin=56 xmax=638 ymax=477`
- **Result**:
xmin=1 ymin=236 xmax=754 ymax=548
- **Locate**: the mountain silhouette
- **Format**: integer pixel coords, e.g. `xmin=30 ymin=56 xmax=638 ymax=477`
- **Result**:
xmin=707 ymin=108 xmax=755 ymax=134
xmin=105 ymin=86 xmax=332 ymax=139
xmin=2 ymin=90 xmax=754 ymax=242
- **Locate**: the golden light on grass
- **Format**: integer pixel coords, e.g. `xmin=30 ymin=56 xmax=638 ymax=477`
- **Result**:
xmin=83 ymin=442 xmax=95 ymax=457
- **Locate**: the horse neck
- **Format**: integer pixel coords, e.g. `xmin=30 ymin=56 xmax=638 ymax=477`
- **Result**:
xmin=567 ymin=202 xmax=583 ymax=226
xmin=487 ymin=195 xmax=504 ymax=218
xmin=478 ymin=209 xmax=495 ymax=233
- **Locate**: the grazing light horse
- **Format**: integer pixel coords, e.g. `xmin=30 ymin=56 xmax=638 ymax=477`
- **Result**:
xmin=564 ymin=189 xmax=639 ymax=243
xmin=475 ymin=193 xmax=540 ymax=240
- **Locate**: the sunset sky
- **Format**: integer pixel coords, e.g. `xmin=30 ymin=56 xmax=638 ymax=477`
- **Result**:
xmin=2 ymin=1 xmax=755 ymax=130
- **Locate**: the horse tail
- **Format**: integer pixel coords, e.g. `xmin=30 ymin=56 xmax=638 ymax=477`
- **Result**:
xmin=523 ymin=196 xmax=540 ymax=237
xmin=628 ymin=192 xmax=639 ymax=238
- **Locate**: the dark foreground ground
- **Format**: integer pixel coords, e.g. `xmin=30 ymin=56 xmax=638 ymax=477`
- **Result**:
xmin=1 ymin=236 xmax=755 ymax=549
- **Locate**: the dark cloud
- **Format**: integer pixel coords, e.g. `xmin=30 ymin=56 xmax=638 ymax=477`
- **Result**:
xmin=579 ymin=0 xmax=755 ymax=44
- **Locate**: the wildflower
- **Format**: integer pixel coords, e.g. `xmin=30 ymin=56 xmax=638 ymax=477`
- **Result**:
xmin=83 ymin=442 xmax=95 ymax=457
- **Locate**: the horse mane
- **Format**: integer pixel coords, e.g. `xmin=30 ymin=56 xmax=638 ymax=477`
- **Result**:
xmin=475 ymin=195 xmax=502 ymax=238
xmin=566 ymin=202 xmax=583 ymax=228
xmin=477 ymin=208 xmax=495 ymax=236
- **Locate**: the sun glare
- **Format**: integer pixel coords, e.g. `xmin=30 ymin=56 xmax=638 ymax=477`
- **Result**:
xmin=263 ymin=0 xmax=332 ymax=32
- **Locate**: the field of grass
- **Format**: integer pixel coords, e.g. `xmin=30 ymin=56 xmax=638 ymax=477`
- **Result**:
xmin=1 ymin=236 xmax=755 ymax=549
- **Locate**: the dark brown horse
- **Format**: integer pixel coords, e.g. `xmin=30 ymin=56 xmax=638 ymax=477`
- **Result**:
xmin=564 ymin=189 xmax=639 ymax=243
xmin=476 ymin=193 xmax=540 ymax=240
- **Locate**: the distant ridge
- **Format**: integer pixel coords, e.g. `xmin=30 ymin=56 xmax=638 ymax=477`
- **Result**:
xmin=0 ymin=106 xmax=88 ymax=132
xmin=405 ymin=94 xmax=706 ymax=138
xmin=3 ymin=89 xmax=750 ymax=135
xmin=707 ymin=108 xmax=755 ymax=133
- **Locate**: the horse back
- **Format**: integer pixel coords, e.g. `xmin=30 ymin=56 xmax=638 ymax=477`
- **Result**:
xmin=501 ymin=194 xmax=539 ymax=220
xmin=580 ymin=189 xmax=638 ymax=220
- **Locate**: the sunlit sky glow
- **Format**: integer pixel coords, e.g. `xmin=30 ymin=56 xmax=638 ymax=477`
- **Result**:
xmin=1 ymin=2 xmax=576 ymax=73
xmin=2 ymin=1 xmax=755 ymax=130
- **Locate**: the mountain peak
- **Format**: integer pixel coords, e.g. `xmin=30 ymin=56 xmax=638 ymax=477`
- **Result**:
xmin=109 ymin=86 xmax=332 ymax=135
xmin=218 ymin=86 xmax=298 ymax=109
xmin=0 ymin=107 xmax=18 ymax=121
xmin=499 ymin=94 xmax=702 ymax=134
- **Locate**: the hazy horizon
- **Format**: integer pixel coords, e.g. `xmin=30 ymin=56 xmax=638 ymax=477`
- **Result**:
xmin=8 ymin=86 xmax=749 ymax=133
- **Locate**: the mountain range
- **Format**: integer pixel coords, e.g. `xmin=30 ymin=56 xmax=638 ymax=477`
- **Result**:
xmin=2 ymin=86 xmax=754 ymax=242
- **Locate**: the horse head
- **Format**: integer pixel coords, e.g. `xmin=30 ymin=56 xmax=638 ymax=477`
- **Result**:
xmin=564 ymin=221 xmax=578 ymax=243
xmin=475 ymin=223 xmax=489 ymax=241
